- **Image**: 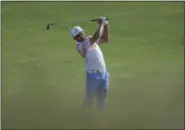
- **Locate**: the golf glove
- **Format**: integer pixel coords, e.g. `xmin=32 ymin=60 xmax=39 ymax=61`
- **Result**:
xmin=99 ymin=16 xmax=108 ymax=24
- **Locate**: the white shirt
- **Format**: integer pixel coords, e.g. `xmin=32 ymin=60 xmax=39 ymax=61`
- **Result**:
xmin=76 ymin=38 xmax=106 ymax=72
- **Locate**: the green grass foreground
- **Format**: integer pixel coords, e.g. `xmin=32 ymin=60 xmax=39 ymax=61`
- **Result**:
xmin=2 ymin=1 xmax=184 ymax=129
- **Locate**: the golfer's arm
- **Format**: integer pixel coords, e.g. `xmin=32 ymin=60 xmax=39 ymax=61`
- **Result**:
xmin=90 ymin=24 xmax=109 ymax=44
xmin=101 ymin=24 xmax=109 ymax=43
xmin=90 ymin=25 xmax=103 ymax=43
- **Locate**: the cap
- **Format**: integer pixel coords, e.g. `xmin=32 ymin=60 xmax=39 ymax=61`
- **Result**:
xmin=71 ymin=26 xmax=84 ymax=38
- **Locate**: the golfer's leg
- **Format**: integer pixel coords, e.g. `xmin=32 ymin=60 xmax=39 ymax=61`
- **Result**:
xmin=97 ymin=77 xmax=109 ymax=109
xmin=82 ymin=78 xmax=99 ymax=108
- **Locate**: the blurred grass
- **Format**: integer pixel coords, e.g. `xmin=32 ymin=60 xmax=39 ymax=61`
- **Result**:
xmin=2 ymin=1 xmax=184 ymax=129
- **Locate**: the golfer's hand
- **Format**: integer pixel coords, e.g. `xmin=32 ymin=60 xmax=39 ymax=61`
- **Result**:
xmin=97 ymin=16 xmax=108 ymax=25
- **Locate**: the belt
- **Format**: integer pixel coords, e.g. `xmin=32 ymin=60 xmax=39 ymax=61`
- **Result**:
xmin=87 ymin=69 xmax=105 ymax=74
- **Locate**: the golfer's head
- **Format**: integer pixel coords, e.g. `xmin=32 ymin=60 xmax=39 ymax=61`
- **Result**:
xmin=71 ymin=26 xmax=85 ymax=42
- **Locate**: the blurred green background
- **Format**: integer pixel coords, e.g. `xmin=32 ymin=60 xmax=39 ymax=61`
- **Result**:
xmin=2 ymin=1 xmax=184 ymax=129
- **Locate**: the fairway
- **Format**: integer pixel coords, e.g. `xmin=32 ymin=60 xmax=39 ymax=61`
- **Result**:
xmin=2 ymin=1 xmax=184 ymax=129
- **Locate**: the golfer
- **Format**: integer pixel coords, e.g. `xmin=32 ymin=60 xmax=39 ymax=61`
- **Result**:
xmin=71 ymin=16 xmax=109 ymax=109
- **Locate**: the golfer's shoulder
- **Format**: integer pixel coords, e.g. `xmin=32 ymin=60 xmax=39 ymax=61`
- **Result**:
xmin=86 ymin=35 xmax=96 ymax=45
xmin=86 ymin=35 xmax=92 ymax=40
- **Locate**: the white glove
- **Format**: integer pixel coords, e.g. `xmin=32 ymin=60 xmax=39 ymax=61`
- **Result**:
xmin=99 ymin=16 xmax=108 ymax=25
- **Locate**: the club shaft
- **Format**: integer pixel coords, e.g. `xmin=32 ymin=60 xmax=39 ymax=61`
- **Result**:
xmin=46 ymin=17 xmax=108 ymax=30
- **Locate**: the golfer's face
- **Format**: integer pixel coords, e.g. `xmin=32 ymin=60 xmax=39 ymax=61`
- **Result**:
xmin=74 ymin=32 xmax=84 ymax=42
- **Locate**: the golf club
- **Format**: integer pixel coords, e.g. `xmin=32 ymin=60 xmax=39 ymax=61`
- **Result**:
xmin=46 ymin=17 xmax=108 ymax=30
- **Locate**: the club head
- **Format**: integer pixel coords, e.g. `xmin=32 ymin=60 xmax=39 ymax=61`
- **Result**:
xmin=46 ymin=23 xmax=54 ymax=30
xmin=46 ymin=24 xmax=50 ymax=30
